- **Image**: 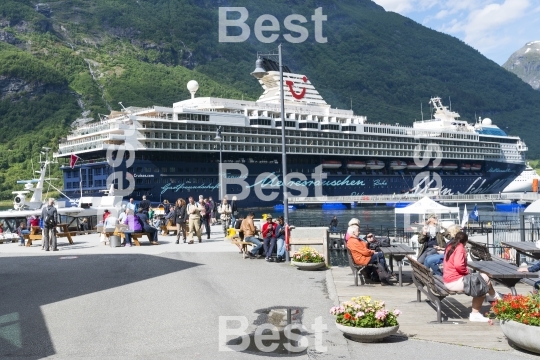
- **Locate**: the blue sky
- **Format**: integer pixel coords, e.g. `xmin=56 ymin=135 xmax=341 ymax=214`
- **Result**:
xmin=371 ymin=0 xmax=540 ymax=65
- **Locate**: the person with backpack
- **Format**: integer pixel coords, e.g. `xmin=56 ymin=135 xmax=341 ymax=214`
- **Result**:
xmin=41 ymin=198 xmax=58 ymax=251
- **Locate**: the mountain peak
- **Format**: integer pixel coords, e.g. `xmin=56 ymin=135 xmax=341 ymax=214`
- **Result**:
xmin=503 ymin=41 xmax=540 ymax=90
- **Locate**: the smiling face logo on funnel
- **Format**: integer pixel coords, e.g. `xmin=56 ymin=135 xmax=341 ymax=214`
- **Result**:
xmin=286 ymin=76 xmax=308 ymax=100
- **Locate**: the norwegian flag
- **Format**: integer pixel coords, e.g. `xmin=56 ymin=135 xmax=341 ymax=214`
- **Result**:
xmin=70 ymin=154 xmax=80 ymax=169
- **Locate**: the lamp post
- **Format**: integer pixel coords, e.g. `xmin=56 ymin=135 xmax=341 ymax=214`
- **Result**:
xmin=251 ymin=45 xmax=289 ymax=261
xmin=215 ymin=126 xmax=223 ymax=199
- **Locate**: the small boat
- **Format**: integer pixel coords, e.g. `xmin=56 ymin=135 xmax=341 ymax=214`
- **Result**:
xmin=346 ymin=160 xmax=366 ymax=169
xmin=389 ymin=160 xmax=407 ymax=170
xmin=406 ymin=161 xmax=425 ymax=170
xmin=322 ymin=203 xmax=347 ymax=210
xmin=427 ymin=161 xmax=442 ymax=170
xmin=442 ymin=163 xmax=458 ymax=171
xmin=460 ymin=163 xmax=471 ymax=171
xmin=365 ymin=160 xmax=385 ymax=170
xmin=471 ymin=163 xmax=482 ymax=171
xmin=321 ymin=160 xmax=342 ymax=169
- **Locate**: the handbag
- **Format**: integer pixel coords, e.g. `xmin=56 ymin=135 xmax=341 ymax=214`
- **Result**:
xmin=463 ymin=272 xmax=489 ymax=297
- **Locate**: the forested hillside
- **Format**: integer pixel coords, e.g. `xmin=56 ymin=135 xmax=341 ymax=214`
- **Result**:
xmin=1 ymin=0 xmax=540 ymax=199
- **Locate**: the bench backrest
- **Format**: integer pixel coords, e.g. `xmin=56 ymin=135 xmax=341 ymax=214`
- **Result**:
xmin=406 ymin=255 xmax=446 ymax=296
xmin=346 ymin=248 xmax=362 ymax=270
xmin=466 ymin=239 xmax=492 ymax=261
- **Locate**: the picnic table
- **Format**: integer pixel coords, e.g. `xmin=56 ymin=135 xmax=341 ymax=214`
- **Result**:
xmin=468 ymin=260 xmax=538 ymax=295
xmin=380 ymin=243 xmax=416 ymax=287
xmin=501 ymin=241 xmax=540 ymax=266
xmin=25 ymin=224 xmax=74 ymax=247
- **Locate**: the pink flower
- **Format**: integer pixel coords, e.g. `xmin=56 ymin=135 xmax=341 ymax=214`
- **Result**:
xmin=393 ymin=309 xmax=402 ymax=316
xmin=355 ymin=311 xmax=365 ymax=318
xmin=375 ymin=310 xmax=386 ymax=320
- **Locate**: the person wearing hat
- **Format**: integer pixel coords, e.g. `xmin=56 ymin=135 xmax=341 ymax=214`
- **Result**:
xmin=41 ymin=198 xmax=58 ymax=251
xmin=417 ymin=214 xmax=449 ymax=264
xmin=261 ymin=214 xmax=277 ymax=262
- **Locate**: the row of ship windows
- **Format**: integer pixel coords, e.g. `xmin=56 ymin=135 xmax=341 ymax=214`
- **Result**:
xmin=139 ymin=123 xmax=500 ymax=146
xmin=142 ymin=142 xmax=485 ymax=159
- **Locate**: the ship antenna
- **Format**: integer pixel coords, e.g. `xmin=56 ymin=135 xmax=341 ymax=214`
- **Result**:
xmin=449 ymin=96 xmax=451 ymax=111
xmin=350 ymin=97 xmax=352 ymax=110
xmin=421 ymin=102 xmax=424 ymax=121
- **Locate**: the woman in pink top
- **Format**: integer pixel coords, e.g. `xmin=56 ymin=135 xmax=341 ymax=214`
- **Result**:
xmin=443 ymin=232 xmax=499 ymax=322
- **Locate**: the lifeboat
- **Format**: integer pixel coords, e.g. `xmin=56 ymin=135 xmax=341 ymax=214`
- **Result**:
xmin=460 ymin=163 xmax=471 ymax=171
xmin=427 ymin=161 xmax=442 ymax=170
xmin=442 ymin=163 xmax=458 ymax=171
xmin=346 ymin=160 xmax=366 ymax=169
xmin=365 ymin=160 xmax=385 ymax=170
xmin=471 ymin=163 xmax=482 ymax=171
xmin=406 ymin=161 xmax=425 ymax=170
xmin=389 ymin=160 xmax=407 ymax=170
xmin=321 ymin=160 xmax=342 ymax=169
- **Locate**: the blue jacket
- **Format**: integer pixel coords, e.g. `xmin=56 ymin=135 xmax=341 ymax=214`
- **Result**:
xmin=528 ymin=262 xmax=540 ymax=273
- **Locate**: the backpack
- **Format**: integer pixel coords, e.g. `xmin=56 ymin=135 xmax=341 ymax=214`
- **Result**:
xmin=45 ymin=207 xmax=56 ymax=227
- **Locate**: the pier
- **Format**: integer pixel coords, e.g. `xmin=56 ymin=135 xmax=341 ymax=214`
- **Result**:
xmin=289 ymin=192 xmax=539 ymax=205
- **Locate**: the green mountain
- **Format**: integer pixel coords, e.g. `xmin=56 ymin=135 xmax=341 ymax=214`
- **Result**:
xmin=1 ymin=0 xmax=540 ymax=199
xmin=503 ymin=41 xmax=540 ymax=91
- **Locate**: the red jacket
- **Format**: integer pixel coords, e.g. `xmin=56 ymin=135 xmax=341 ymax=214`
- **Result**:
xmin=443 ymin=243 xmax=468 ymax=283
xmin=262 ymin=221 xmax=276 ymax=238
xmin=347 ymin=236 xmax=374 ymax=266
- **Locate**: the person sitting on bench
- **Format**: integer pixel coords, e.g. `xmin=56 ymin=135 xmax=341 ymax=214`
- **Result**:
xmin=123 ymin=209 xmax=142 ymax=247
xmin=443 ymin=231 xmax=500 ymax=322
xmin=137 ymin=208 xmax=159 ymax=245
xmin=518 ymin=261 xmax=540 ymax=290
xmin=347 ymin=226 xmax=392 ymax=286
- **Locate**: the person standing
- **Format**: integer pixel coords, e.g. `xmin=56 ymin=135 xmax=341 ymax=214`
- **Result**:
xmin=219 ymin=198 xmax=232 ymax=235
xmin=127 ymin=198 xmax=136 ymax=212
xmin=209 ymin=196 xmax=216 ymax=225
xmin=230 ymin=196 xmax=238 ymax=227
xmin=175 ymin=198 xmax=187 ymax=244
xmin=41 ymin=198 xmax=58 ymax=251
xmin=187 ymin=196 xmax=202 ymax=243
xmin=330 ymin=216 xmax=338 ymax=232
xmin=139 ymin=195 xmax=151 ymax=214
xmin=262 ymin=215 xmax=277 ymax=262
xmin=199 ymin=198 xmax=211 ymax=240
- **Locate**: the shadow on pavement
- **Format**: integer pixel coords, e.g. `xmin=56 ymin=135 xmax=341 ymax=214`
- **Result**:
xmin=0 ymin=254 xmax=200 ymax=358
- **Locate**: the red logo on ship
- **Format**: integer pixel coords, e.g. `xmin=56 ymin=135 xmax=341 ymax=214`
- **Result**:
xmin=285 ymin=76 xmax=308 ymax=100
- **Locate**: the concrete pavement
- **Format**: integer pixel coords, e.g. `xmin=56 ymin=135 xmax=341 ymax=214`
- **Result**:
xmin=0 ymin=225 xmax=537 ymax=359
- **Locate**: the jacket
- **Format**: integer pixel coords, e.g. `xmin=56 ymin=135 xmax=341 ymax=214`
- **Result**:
xmin=443 ymin=243 xmax=468 ymax=283
xmin=418 ymin=230 xmax=450 ymax=256
xmin=124 ymin=214 xmax=143 ymax=231
xmin=219 ymin=204 xmax=232 ymax=221
xmin=528 ymin=261 xmax=540 ymax=273
xmin=262 ymin=222 xmax=276 ymax=238
xmin=240 ymin=217 xmax=256 ymax=237
xmin=187 ymin=202 xmax=202 ymax=219
xmin=347 ymin=236 xmax=374 ymax=266
xmin=175 ymin=205 xmax=187 ymax=223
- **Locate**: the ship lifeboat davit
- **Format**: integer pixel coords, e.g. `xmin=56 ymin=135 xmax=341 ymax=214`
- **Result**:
xmin=460 ymin=163 xmax=471 ymax=171
xmin=442 ymin=163 xmax=458 ymax=171
xmin=365 ymin=160 xmax=385 ymax=170
xmin=346 ymin=161 xmax=366 ymax=169
xmin=389 ymin=160 xmax=407 ymax=170
xmin=321 ymin=160 xmax=342 ymax=169
xmin=427 ymin=161 xmax=442 ymax=170
xmin=471 ymin=163 xmax=482 ymax=171
xmin=406 ymin=161 xmax=425 ymax=170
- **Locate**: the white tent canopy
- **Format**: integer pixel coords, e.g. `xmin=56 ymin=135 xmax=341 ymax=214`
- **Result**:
xmin=524 ymin=199 xmax=540 ymax=214
xmin=395 ymin=196 xmax=459 ymax=215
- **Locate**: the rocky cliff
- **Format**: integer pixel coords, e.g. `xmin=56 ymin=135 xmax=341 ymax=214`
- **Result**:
xmin=503 ymin=41 xmax=540 ymax=90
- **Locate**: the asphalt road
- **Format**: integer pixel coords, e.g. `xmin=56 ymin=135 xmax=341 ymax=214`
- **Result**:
xmin=0 ymin=241 xmax=537 ymax=359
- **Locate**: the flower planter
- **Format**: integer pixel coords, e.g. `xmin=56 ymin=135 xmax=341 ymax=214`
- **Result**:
xmin=500 ymin=320 xmax=540 ymax=354
xmin=335 ymin=323 xmax=399 ymax=342
xmin=291 ymin=261 xmax=326 ymax=270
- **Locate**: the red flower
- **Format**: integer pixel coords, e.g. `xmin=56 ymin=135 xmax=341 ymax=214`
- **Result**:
xmin=344 ymin=313 xmax=351 ymax=320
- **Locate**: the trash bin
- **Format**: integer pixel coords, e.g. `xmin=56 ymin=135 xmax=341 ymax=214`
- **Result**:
xmin=109 ymin=235 xmax=121 ymax=248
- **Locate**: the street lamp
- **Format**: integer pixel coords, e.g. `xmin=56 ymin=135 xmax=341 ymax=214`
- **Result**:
xmin=252 ymin=45 xmax=289 ymax=261
xmin=215 ymin=126 xmax=223 ymax=199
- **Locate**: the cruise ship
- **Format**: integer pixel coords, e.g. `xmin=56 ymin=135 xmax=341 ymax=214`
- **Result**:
xmin=54 ymin=59 xmax=528 ymax=206
xmin=502 ymin=164 xmax=540 ymax=193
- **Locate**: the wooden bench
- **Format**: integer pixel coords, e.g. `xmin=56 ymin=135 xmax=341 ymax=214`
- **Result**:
xmin=104 ymin=231 xmax=154 ymax=246
xmin=160 ymin=220 xmax=178 ymax=235
xmin=407 ymin=255 xmax=459 ymax=323
xmin=346 ymin=248 xmax=375 ymax=286
xmin=24 ymin=224 xmax=74 ymax=246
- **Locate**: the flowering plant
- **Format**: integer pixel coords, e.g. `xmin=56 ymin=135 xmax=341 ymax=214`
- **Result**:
xmin=490 ymin=291 xmax=540 ymax=326
xmin=330 ymin=296 xmax=401 ymax=328
xmin=292 ymin=246 xmax=325 ymax=263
